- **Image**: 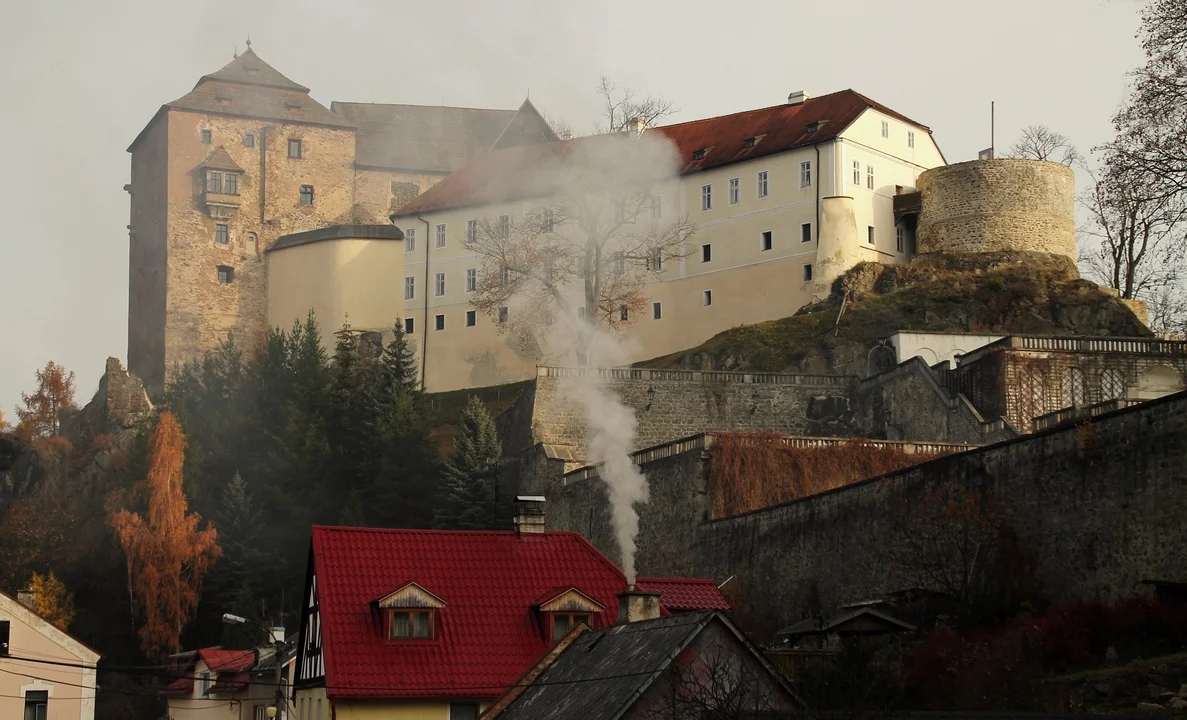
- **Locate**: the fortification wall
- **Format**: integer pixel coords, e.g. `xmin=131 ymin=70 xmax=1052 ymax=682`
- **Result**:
xmin=916 ymin=159 xmax=1075 ymax=263
xmin=548 ymin=392 xmax=1187 ymax=638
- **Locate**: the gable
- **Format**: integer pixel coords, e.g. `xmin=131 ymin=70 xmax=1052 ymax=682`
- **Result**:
xmin=0 ymin=592 xmax=99 ymax=664
xmin=377 ymin=582 xmax=446 ymax=609
xmin=296 ymin=564 xmax=325 ymax=685
xmin=535 ymin=588 xmax=605 ymax=614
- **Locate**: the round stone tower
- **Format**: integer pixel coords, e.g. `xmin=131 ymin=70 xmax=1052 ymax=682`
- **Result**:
xmin=915 ymin=159 xmax=1075 ymax=263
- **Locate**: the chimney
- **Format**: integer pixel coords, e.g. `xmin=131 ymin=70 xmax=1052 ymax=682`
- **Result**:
xmin=17 ymin=589 xmax=35 ymax=610
xmin=787 ymin=91 xmax=810 ymax=106
xmin=627 ymin=117 xmax=646 ymax=138
xmin=514 ymin=495 xmax=546 ymax=535
xmin=268 ymin=627 xmax=285 ymax=644
xmin=559 ymin=130 xmax=574 ymax=141
xmin=617 ymin=587 xmax=662 ymax=624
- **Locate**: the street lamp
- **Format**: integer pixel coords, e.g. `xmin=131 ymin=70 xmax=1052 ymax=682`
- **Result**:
xmin=221 ymin=613 xmax=286 ymax=718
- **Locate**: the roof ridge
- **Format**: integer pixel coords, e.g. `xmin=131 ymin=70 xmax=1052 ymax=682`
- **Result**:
xmin=655 ymin=89 xmax=854 ymax=129
xmin=332 ymin=101 xmax=517 ymax=113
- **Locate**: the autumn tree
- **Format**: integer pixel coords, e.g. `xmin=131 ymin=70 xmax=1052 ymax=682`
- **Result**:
xmin=1006 ymin=125 xmax=1083 ymax=167
xmin=0 ymin=409 xmax=11 ymax=432
xmin=27 ymin=571 xmax=76 ymax=632
xmin=594 ymin=76 xmax=678 ymax=134
xmin=465 ymin=132 xmax=694 ymax=363
xmin=16 ymin=361 xmax=77 ymax=437
xmin=112 ymin=411 xmax=221 ymax=661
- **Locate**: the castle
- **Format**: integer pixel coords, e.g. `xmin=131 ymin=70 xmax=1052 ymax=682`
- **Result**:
xmin=129 ymin=47 xmax=1081 ymax=395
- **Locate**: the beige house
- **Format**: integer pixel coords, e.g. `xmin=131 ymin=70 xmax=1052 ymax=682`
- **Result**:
xmin=0 ymin=590 xmax=100 ymax=720
xmin=268 ymin=89 xmax=945 ymax=391
xmin=162 ymin=643 xmax=296 ymax=720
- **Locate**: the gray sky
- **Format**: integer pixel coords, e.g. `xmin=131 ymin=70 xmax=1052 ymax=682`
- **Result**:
xmin=0 ymin=0 xmax=1146 ymax=415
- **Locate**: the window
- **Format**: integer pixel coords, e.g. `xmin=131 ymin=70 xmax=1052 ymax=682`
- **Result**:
xmin=648 ymin=249 xmax=663 ymax=272
xmin=404 ymin=276 xmax=415 ymax=300
xmin=652 ymin=302 xmax=662 ymax=320
xmin=881 ymin=119 xmax=889 ymax=139
xmin=300 ymin=185 xmax=314 ymax=205
xmin=866 ymin=164 xmax=875 ymax=190
xmin=757 ymin=170 xmax=769 ymax=198
xmin=853 ymin=160 xmax=861 ymax=185
xmin=436 ymin=224 xmax=446 ymax=249
xmin=800 ymin=161 xmax=812 ymax=188
xmin=243 ymin=133 xmax=255 ymax=148
xmin=701 ymin=184 xmax=712 ymax=211
xmin=465 ymin=310 xmax=476 ymax=327
xmin=466 ymin=268 xmax=477 ymax=292
xmin=466 ymin=219 xmax=478 ymax=243
xmin=801 ymin=223 xmax=812 ymax=243
xmin=246 ymin=232 xmax=258 ymax=256
xmin=404 ymin=317 xmax=414 ymax=335
xmin=200 ymin=129 xmax=212 ymax=144
xmin=498 ymin=215 xmax=510 ymax=239
xmin=803 ymin=264 xmax=814 ymax=282
xmin=405 ymin=228 xmax=416 ymax=253
xmin=743 ymin=136 xmax=756 ymax=148
xmin=703 ymin=290 xmax=713 ymax=306
xmin=867 ymin=226 xmax=876 ymax=245
xmin=24 ymin=690 xmax=48 ymax=720
xmin=435 ymin=272 xmax=446 ymax=297
xmin=500 ymin=267 xmax=510 ymax=286
xmin=908 ymin=130 xmax=916 ymax=149
xmin=217 ymin=265 xmax=234 ymax=284
xmin=288 ymin=138 xmax=302 ymax=158
xmin=434 ymin=315 xmax=445 ymax=332
xmin=701 ymin=244 xmax=711 ymax=263
xmin=551 ymin=613 xmax=592 ymax=642
xmin=498 ymin=306 xmax=509 ymax=324
xmin=896 ymin=226 xmax=905 ymax=253
xmin=728 ymin=177 xmax=740 ymax=205
xmin=0 ymin=620 xmax=9 ymax=655
xmin=224 ymin=173 xmax=238 ymax=195
xmin=214 ymin=223 xmax=229 ymax=245
xmin=208 ymin=171 xmax=223 ymax=193
xmin=542 ymin=208 xmax=555 ymax=233
xmin=650 ymin=195 xmax=662 ymax=220
xmin=1101 ymin=368 xmax=1126 ymax=400
xmin=620 ymin=306 xmax=629 ymax=321
xmin=762 ymin=230 xmax=773 ymax=251
xmin=450 ymin=703 xmax=479 ymax=720
xmin=613 ymin=252 xmax=625 ymax=276
xmin=692 ymin=148 xmax=706 ymax=161
xmin=198 ymin=671 xmax=211 ymax=696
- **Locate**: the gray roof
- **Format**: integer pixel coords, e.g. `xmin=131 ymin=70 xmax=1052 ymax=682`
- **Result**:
xmin=776 ymin=607 xmax=916 ymax=638
xmin=496 ymin=612 xmax=716 ymax=720
xmin=198 ymin=47 xmax=309 ymax=92
xmin=268 ymin=224 xmax=404 ymax=253
xmin=331 ymin=100 xmax=551 ymax=173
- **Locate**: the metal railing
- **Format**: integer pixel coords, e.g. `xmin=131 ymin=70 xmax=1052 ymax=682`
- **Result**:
xmin=1032 ymin=398 xmax=1139 ymax=431
xmin=1008 ymin=336 xmax=1187 ymax=355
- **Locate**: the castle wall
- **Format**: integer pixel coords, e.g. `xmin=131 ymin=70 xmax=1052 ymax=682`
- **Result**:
xmin=127 ymin=114 xmax=170 ymax=394
xmin=549 ymin=391 xmax=1187 ymax=638
xmin=916 ymin=159 xmax=1076 ymax=263
xmin=353 ymin=168 xmax=449 ymax=223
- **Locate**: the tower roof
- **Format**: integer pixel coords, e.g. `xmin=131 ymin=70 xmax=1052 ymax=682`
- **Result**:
xmin=197 ymin=46 xmax=310 ymax=92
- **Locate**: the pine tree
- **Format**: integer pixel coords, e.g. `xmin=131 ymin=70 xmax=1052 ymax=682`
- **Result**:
xmin=377 ymin=322 xmax=420 ymax=398
xmin=434 ymin=396 xmax=502 ymax=530
xmin=209 ymin=473 xmax=260 ymax=609
xmin=219 ymin=583 xmax=263 ymax=650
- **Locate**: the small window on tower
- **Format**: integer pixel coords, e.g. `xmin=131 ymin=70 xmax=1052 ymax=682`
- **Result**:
xmin=701 ymin=244 xmax=712 ymax=263
xmin=703 ymin=290 xmax=713 ymax=306
xmin=217 ymin=265 xmax=234 ymax=284
xmin=803 ymin=264 xmax=814 ymax=282
xmin=288 ymin=139 xmax=303 ymax=158
xmin=300 ymin=185 xmax=314 ymax=205
xmin=243 ymin=133 xmax=255 ymax=148
xmin=652 ymin=302 xmax=662 ymax=320
xmin=801 ymin=223 xmax=812 ymax=243
xmin=201 ymin=129 xmax=212 ymax=144
xmin=214 ymin=223 xmax=229 ymax=245
xmin=498 ymin=307 xmax=509 ymax=324
xmin=619 ymin=306 xmax=629 ymax=322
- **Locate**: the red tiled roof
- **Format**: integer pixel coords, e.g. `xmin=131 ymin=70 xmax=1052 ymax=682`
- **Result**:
xmin=208 ymin=672 xmax=250 ymax=695
xmin=395 ymin=89 xmax=930 ymax=216
xmin=310 ymin=526 xmax=631 ymax=700
xmin=160 ymin=676 xmax=194 ymax=698
xmin=635 ymin=578 xmax=731 ymax=612
xmin=197 ymin=647 xmax=256 ymax=673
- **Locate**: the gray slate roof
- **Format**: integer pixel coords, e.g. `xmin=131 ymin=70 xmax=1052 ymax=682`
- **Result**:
xmin=776 ymin=607 xmax=916 ymax=638
xmin=268 ymin=224 xmax=404 ymax=253
xmin=331 ymin=102 xmax=525 ymax=173
xmin=199 ymin=47 xmax=309 ymax=92
xmin=496 ymin=611 xmax=715 ymax=720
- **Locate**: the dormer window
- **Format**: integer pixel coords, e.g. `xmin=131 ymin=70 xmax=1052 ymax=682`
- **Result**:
xmin=534 ymin=588 xmax=605 ymax=643
xmin=692 ymin=148 xmax=707 ymax=161
xmin=743 ymin=137 xmax=756 ymax=148
xmin=377 ymin=582 xmax=446 ymax=642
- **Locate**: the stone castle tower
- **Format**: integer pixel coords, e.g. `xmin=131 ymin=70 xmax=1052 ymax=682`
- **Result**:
xmin=126 ymin=46 xmax=555 ymax=395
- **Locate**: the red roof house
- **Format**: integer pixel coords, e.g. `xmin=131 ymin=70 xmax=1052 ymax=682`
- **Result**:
xmin=293 ymin=524 xmax=728 ymax=718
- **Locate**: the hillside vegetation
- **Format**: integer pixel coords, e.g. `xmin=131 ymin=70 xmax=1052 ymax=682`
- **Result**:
xmin=641 ymin=252 xmax=1150 ymax=375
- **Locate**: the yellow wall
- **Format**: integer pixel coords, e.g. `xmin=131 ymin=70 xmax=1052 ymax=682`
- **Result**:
xmin=293 ymin=689 xmax=488 ymax=720
xmin=0 ymin=596 xmax=99 ymax=720
xmin=267 ymin=238 xmax=406 ymax=350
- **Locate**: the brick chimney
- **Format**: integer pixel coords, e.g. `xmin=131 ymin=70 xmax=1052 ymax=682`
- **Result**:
xmin=617 ymin=587 xmax=661 ymax=624
xmin=17 ymin=589 xmax=35 ymax=610
xmin=514 ymin=495 xmax=546 ymax=535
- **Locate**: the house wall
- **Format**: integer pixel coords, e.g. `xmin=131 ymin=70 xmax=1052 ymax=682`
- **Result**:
xmin=352 ymin=168 xmax=450 ymax=222
xmin=889 ymin=331 xmax=1004 ymax=367
xmin=0 ymin=599 xmax=98 ymax=720
xmin=331 ymin=699 xmax=489 ymax=720
xmin=266 ymin=238 xmax=406 ymax=351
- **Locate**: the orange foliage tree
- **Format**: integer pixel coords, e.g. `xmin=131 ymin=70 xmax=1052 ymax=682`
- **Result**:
xmin=112 ymin=411 xmax=221 ymax=661
xmin=17 ymin=361 xmax=77 ymax=437
xmin=28 ymin=571 xmax=76 ymax=632
xmin=0 ymin=409 xmax=11 ymax=431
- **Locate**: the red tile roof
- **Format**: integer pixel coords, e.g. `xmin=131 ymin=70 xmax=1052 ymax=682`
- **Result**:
xmin=196 ymin=647 xmax=256 ymax=673
xmin=308 ymin=526 xmax=720 ymax=700
xmin=395 ymin=89 xmax=930 ymax=216
xmin=635 ymin=578 xmax=731 ymax=612
xmin=160 ymin=676 xmax=194 ymax=698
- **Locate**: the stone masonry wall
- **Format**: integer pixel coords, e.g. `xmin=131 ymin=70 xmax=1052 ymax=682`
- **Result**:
xmin=549 ymin=391 xmax=1187 ymax=638
xmin=916 ymin=159 xmax=1076 ymax=264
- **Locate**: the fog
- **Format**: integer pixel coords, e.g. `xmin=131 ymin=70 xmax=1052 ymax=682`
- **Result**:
xmin=0 ymin=0 xmax=1146 ymax=414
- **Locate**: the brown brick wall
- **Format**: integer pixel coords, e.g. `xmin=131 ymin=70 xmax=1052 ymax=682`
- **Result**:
xmin=916 ymin=159 xmax=1076 ymax=263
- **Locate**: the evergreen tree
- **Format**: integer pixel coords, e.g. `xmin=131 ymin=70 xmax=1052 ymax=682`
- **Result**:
xmin=338 ymin=489 xmax=368 ymax=526
xmin=208 ymin=473 xmax=260 ymax=609
xmin=434 ymin=396 xmax=502 ymax=530
xmin=219 ymin=583 xmax=263 ymax=650
xmin=375 ymin=322 xmax=421 ymax=399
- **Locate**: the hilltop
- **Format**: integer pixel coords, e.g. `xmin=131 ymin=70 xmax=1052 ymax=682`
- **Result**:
xmin=639 ymin=252 xmax=1150 ymax=375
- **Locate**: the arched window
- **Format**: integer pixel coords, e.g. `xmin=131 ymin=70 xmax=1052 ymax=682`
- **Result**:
xmin=246 ymin=232 xmax=258 ymax=256
xmin=1062 ymin=367 xmax=1085 ymax=407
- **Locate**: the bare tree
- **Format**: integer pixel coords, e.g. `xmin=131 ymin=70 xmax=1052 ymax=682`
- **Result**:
xmin=1079 ymin=152 xmax=1187 ymax=302
xmin=543 ymin=111 xmax=574 ymax=139
xmin=1006 ymin=125 xmax=1083 ymax=167
xmin=1107 ymin=0 xmax=1187 ymax=199
xmin=594 ymin=76 xmax=678 ymax=134
xmin=638 ymin=641 xmax=795 ymax=720
xmin=464 ymin=135 xmax=693 ymax=364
